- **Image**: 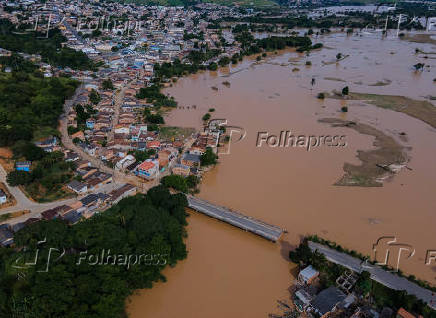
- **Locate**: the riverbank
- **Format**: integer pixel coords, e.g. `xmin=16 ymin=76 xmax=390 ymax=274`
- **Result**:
xmin=128 ymin=32 xmax=436 ymax=318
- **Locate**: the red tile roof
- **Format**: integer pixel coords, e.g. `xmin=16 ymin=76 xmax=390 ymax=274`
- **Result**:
xmin=137 ymin=160 xmax=155 ymax=171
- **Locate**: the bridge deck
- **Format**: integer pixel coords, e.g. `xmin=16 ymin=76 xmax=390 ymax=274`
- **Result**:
xmin=187 ymin=196 xmax=284 ymax=242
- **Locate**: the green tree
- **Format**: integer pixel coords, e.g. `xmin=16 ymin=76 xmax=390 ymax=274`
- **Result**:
xmin=356 ymin=271 xmax=372 ymax=295
xmin=89 ymin=89 xmax=101 ymax=105
xmin=200 ymin=147 xmax=218 ymax=166
xmin=342 ymin=86 xmax=349 ymax=95
xmin=7 ymin=170 xmax=32 ymax=186
xmin=161 ymin=175 xmax=188 ymax=193
xmin=102 ymin=79 xmax=114 ymax=90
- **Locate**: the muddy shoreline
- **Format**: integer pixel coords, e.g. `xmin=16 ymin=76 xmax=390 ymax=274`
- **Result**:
xmin=319 ymin=118 xmax=408 ymax=187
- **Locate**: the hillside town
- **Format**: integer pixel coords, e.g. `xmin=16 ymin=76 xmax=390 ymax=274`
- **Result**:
xmin=0 ymin=0 xmax=436 ymax=317
xmin=0 ymin=0 xmax=237 ymax=245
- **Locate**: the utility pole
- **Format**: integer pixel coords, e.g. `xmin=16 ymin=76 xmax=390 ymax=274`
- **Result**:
xmin=34 ymin=15 xmax=39 ymax=31
xmin=396 ymin=14 xmax=402 ymax=37
xmin=46 ymin=14 xmax=52 ymax=38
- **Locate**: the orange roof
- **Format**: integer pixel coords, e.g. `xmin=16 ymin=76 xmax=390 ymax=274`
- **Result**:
xmin=397 ymin=308 xmax=416 ymax=318
xmin=147 ymin=141 xmax=160 ymax=148
xmin=137 ymin=160 xmax=155 ymax=171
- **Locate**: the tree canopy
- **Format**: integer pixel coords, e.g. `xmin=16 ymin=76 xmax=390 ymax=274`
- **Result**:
xmin=0 ymin=19 xmax=94 ymax=70
xmin=0 ymin=72 xmax=78 ymax=146
xmin=0 ymin=187 xmax=188 ymax=317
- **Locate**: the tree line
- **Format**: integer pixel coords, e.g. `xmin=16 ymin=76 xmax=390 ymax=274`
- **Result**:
xmin=0 ymin=186 xmax=189 ymax=318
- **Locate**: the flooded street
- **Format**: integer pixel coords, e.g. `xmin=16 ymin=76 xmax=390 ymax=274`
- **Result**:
xmin=128 ymin=32 xmax=436 ymax=317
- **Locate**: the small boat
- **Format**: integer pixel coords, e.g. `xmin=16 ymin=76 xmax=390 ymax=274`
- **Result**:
xmin=277 ymin=300 xmax=290 ymax=309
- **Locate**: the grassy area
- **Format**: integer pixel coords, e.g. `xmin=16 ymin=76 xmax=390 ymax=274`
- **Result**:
xmin=348 ymin=93 xmax=436 ymax=130
xmin=0 ymin=210 xmax=30 ymax=222
xmin=319 ymin=118 xmax=407 ymax=187
xmin=159 ymin=126 xmax=195 ymax=141
xmin=402 ymin=34 xmax=436 ymax=46
xmin=24 ymin=182 xmax=75 ymax=203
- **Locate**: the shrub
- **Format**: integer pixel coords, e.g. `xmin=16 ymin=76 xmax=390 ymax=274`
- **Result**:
xmin=342 ymin=86 xmax=349 ymax=95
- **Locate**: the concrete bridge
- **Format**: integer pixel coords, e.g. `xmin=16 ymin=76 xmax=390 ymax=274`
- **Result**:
xmin=186 ymin=196 xmax=284 ymax=242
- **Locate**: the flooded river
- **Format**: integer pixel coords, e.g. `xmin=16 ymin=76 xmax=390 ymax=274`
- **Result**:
xmin=128 ymin=32 xmax=436 ymax=317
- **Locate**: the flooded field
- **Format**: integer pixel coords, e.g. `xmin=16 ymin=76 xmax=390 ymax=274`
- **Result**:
xmin=128 ymin=32 xmax=436 ymax=317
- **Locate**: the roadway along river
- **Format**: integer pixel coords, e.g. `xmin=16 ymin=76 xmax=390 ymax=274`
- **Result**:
xmin=127 ymin=32 xmax=436 ymax=318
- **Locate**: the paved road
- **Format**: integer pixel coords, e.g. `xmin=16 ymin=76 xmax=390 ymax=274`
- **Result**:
xmin=107 ymin=86 xmax=127 ymax=143
xmin=1 ymin=84 xmax=197 ymax=224
xmin=187 ymin=196 xmax=284 ymax=242
xmin=308 ymin=241 xmax=436 ymax=309
xmin=0 ymin=162 xmax=77 ymax=222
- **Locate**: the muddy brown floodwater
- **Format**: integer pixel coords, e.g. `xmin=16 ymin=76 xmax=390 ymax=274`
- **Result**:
xmin=127 ymin=32 xmax=436 ymax=318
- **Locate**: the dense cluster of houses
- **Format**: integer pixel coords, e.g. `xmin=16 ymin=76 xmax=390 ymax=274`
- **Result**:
xmin=0 ymin=0 xmax=235 ymax=247
xmin=293 ymin=265 xmax=425 ymax=318
xmin=0 ymin=0 xmax=253 ymax=80
xmin=0 ymin=183 xmax=137 ymax=247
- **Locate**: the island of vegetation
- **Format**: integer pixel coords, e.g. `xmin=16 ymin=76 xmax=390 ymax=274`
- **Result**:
xmin=319 ymin=118 xmax=408 ymax=187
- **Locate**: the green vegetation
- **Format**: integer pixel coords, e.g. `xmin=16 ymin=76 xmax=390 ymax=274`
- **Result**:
xmin=0 ymin=187 xmax=188 ymax=317
xmin=102 ymin=78 xmax=114 ymax=90
xmin=161 ymin=174 xmax=199 ymax=193
xmin=308 ymin=235 xmax=436 ymax=293
xmin=342 ymin=86 xmax=349 ymax=95
xmin=290 ymin=238 xmax=436 ymax=317
xmin=0 ymin=213 xmax=10 ymax=222
xmin=159 ymin=126 xmax=195 ymax=140
xmin=136 ymin=85 xmax=177 ymax=108
xmin=220 ymin=11 xmax=396 ymax=30
xmin=200 ymin=147 xmax=218 ymax=166
xmin=0 ymin=19 xmax=94 ymax=70
xmin=202 ymin=113 xmax=211 ymax=122
xmin=128 ymin=149 xmax=156 ymax=162
xmin=143 ymin=108 xmax=165 ymax=125
xmin=75 ymin=104 xmax=97 ymax=130
xmin=341 ymin=106 xmax=348 ymax=112
xmin=317 ymin=92 xmax=325 ymax=99
xmin=290 ymin=239 xmax=345 ymax=289
xmin=0 ymin=71 xmax=78 ymax=146
xmin=7 ymin=150 xmax=75 ymax=202
xmin=345 ymin=93 xmax=436 ymax=130
xmin=89 ymin=89 xmax=101 ymax=105
xmin=0 ymin=53 xmax=38 ymax=73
